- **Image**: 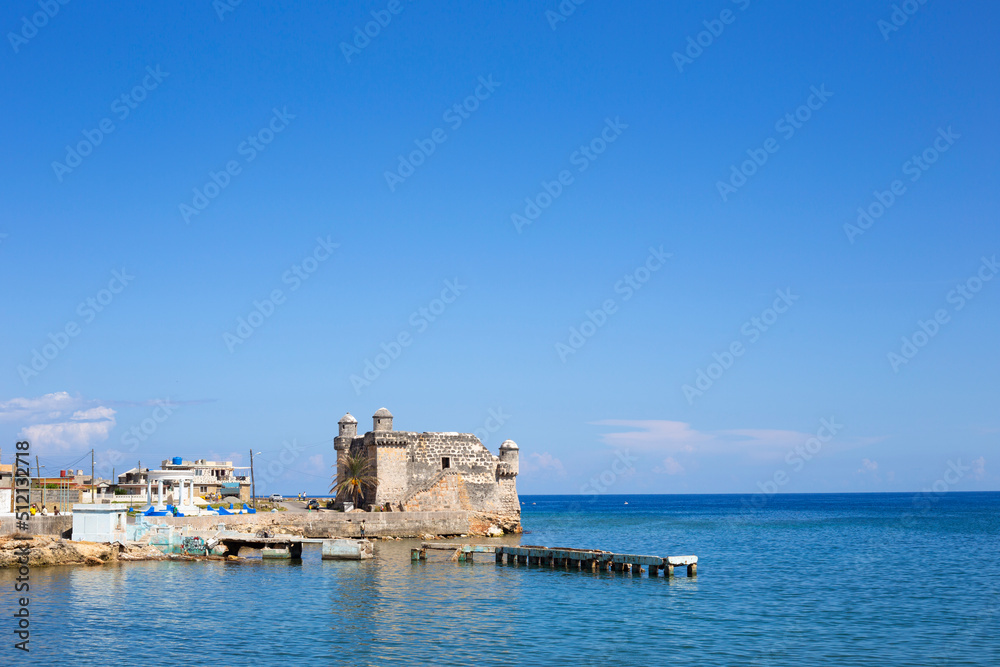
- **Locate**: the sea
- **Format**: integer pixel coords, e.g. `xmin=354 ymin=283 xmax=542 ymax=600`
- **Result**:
xmin=2 ymin=493 xmax=998 ymax=665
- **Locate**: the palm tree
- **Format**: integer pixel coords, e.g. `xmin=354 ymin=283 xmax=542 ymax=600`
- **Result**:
xmin=332 ymin=452 xmax=378 ymax=508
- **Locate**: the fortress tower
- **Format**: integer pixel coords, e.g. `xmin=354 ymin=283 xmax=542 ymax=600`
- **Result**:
xmin=499 ymin=439 xmax=519 ymax=475
xmin=331 ymin=408 xmax=520 ymax=527
xmin=373 ymin=407 xmax=393 ymax=432
xmin=337 ymin=412 xmax=358 ymax=439
xmin=333 ymin=413 xmax=358 ymax=482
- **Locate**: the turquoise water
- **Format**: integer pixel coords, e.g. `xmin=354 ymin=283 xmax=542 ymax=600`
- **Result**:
xmin=2 ymin=493 xmax=997 ymax=665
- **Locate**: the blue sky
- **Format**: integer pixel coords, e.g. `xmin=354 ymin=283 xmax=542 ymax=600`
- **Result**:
xmin=1 ymin=1 xmax=997 ymax=496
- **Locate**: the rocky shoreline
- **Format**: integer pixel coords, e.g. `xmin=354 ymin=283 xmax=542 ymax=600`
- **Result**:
xmin=0 ymin=509 xmax=521 ymax=568
xmin=1 ymin=535 xmax=167 ymax=568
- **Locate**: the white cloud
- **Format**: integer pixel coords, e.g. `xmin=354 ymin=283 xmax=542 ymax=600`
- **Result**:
xmin=208 ymin=451 xmax=245 ymax=466
xmin=855 ymin=458 xmax=881 ymax=483
xmin=654 ymin=457 xmax=685 ymax=475
xmin=521 ymin=452 xmax=565 ymax=476
xmin=19 ymin=406 xmax=117 ymax=452
xmin=2 ymin=393 xmax=117 ymax=453
xmin=0 ymin=391 xmax=86 ymax=422
xmin=591 ymin=419 xmax=881 ymax=463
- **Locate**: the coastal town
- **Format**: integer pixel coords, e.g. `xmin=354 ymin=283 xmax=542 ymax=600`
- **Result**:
xmin=1 ymin=408 xmax=523 ymax=565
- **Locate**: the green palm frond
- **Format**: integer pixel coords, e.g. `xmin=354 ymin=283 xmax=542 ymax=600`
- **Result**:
xmin=331 ymin=452 xmax=378 ymax=507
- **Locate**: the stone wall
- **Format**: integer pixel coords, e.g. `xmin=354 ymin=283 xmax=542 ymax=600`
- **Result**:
xmin=498 ymin=475 xmax=519 ymax=515
xmin=373 ymin=440 xmax=409 ymax=506
xmin=411 ymin=432 xmax=498 ymax=470
xmin=0 ymin=515 xmax=73 ymax=537
xmin=403 ymin=472 xmax=463 ymax=512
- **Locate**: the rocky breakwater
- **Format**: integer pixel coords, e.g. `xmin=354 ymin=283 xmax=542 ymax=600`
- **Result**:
xmin=469 ymin=512 xmax=521 ymax=537
xmin=0 ymin=535 xmax=166 ymax=568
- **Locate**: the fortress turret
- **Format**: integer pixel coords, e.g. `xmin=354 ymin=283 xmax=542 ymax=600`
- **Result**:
xmin=335 ymin=413 xmax=357 ymax=451
xmin=373 ymin=407 xmax=393 ymax=432
xmin=338 ymin=413 xmax=358 ymax=438
xmin=499 ymin=439 xmax=519 ymax=475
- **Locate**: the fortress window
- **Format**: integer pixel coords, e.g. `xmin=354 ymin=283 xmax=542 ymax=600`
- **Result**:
xmin=442 ymin=457 xmax=450 ymax=469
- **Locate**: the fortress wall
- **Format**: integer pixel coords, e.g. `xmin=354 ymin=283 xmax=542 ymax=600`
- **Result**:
xmin=373 ymin=444 xmax=408 ymax=505
xmin=412 ymin=433 xmax=498 ymax=470
xmin=498 ymin=476 xmax=520 ymax=515
xmin=403 ymin=474 xmax=462 ymax=512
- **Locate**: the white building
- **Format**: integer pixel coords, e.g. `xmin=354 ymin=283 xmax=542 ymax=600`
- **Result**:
xmin=72 ymin=505 xmax=127 ymax=543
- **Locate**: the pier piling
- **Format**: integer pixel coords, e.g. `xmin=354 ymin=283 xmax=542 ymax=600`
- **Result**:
xmin=416 ymin=543 xmax=698 ymax=579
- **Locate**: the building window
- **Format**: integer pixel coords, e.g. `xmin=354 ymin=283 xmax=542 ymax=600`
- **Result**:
xmin=442 ymin=457 xmax=450 ymax=469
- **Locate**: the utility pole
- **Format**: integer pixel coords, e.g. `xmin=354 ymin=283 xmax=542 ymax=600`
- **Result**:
xmin=249 ymin=449 xmax=256 ymax=510
xmin=36 ymin=455 xmax=44 ymax=510
xmin=91 ymin=449 xmax=95 ymax=503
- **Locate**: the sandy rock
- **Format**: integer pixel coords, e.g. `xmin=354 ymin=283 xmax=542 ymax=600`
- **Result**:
xmin=0 ymin=535 xmax=116 ymax=568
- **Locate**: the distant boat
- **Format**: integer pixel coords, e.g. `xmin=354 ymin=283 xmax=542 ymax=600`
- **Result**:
xmin=624 ymin=502 xmax=629 ymax=505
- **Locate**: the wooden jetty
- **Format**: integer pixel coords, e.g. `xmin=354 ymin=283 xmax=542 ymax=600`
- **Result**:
xmin=412 ymin=543 xmax=698 ymax=577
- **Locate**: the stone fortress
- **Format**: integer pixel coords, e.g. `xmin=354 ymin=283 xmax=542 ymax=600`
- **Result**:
xmin=334 ymin=408 xmax=520 ymax=529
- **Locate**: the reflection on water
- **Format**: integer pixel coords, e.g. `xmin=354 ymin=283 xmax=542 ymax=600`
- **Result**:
xmin=2 ymin=494 xmax=999 ymax=665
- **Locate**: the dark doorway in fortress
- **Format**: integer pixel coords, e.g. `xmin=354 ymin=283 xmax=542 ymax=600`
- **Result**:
xmin=442 ymin=457 xmax=450 ymax=469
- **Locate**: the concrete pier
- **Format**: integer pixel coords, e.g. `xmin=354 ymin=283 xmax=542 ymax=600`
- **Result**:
xmin=415 ymin=542 xmax=698 ymax=578
xmin=323 ymin=538 xmax=373 ymax=560
xmin=218 ymin=535 xmax=306 ymax=559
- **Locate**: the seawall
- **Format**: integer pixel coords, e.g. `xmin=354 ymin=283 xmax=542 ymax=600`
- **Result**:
xmin=143 ymin=510 xmax=474 ymax=538
xmin=0 ymin=515 xmax=73 ymax=537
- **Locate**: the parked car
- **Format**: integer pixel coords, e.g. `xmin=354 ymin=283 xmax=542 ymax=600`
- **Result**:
xmin=305 ymin=499 xmax=319 ymax=510
xmin=269 ymin=493 xmax=283 ymax=502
